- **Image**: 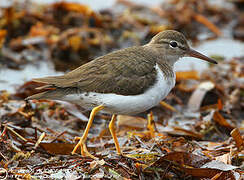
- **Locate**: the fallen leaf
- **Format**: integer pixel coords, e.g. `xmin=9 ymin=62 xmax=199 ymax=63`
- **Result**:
xmin=193 ymin=13 xmax=222 ymax=36
xmin=69 ymin=35 xmax=82 ymax=51
xmin=40 ymin=143 xmax=76 ymax=155
xmin=152 ymin=152 xmax=210 ymax=168
xmin=0 ymin=29 xmax=7 ymax=48
xmin=213 ymin=111 xmax=235 ymax=130
xmin=176 ymin=71 xmax=199 ymax=81
xmin=230 ymin=128 xmax=244 ymax=151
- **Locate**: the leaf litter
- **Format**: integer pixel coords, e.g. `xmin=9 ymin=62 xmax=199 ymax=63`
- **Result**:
xmin=0 ymin=0 xmax=243 ymax=179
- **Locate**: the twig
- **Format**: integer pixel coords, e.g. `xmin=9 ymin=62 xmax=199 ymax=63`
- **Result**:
xmin=34 ymin=132 xmax=46 ymax=149
xmin=5 ymin=125 xmax=27 ymax=142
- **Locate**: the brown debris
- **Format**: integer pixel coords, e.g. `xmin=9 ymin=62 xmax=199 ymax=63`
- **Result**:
xmin=176 ymin=71 xmax=199 ymax=81
xmin=0 ymin=0 xmax=243 ymax=179
xmin=193 ymin=13 xmax=222 ymax=36
xmin=213 ymin=111 xmax=235 ymax=130
xmin=231 ymin=128 xmax=244 ymax=151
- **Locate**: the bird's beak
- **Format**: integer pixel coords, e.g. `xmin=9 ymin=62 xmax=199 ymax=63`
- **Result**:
xmin=187 ymin=48 xmax=218 ymax=64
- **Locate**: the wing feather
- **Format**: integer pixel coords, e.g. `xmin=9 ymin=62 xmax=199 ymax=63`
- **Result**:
xmin=29 ymin=46 xmax=158 ymax=99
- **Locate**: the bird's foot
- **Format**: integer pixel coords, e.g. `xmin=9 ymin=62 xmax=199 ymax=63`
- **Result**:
xmin=72 ymin=137 xmax=97 ymax=160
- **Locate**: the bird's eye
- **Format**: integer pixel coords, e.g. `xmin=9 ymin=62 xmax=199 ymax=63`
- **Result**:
xmin=169 ymin=41 xmax=178 ymax=48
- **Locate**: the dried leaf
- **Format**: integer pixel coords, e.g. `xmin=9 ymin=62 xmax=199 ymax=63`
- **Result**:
xmin=40 ymin=143 xmax=76 ymax=155
xmin=69 ymin=35 xmax=82 ymax=51
xmin=29 ymin=22 xmax=59 ymax=37
xmin=230 ymin=128 xmax=244 ymax=151
xmin=183 ymin=168 xmax=222 ymax=178
xmin=213 ymin=111 xmax=235 ymax=130
xmin=193 ymin=13 xmax=222 ymax=36
xmin=176 ymin=71 xmax=199 ymax=81
xmin=217 ymin=99 xmax=223 ymax=110
xmin=182 ymin=168 xmax=240 ymax=179
xmin=0 ymin=29 xmax=7 ymax=48
xmin=151 ymin=152 xmax=210 ymax=168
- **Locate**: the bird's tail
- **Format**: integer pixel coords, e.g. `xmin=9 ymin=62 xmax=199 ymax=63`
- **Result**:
xmin=25 ymin=89 xmax=62 ymax=100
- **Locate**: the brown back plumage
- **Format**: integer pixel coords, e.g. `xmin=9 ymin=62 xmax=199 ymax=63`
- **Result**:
xmin=26 ymin=46 xmax=162 ymax=100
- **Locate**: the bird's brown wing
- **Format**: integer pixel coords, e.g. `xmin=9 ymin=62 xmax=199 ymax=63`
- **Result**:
xmin=28 ymin=46 xmax=157 ymax=100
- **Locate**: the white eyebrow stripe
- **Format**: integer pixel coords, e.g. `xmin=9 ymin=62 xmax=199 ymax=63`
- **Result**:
xmin=158 ymin=39 xmax=186 ymax=49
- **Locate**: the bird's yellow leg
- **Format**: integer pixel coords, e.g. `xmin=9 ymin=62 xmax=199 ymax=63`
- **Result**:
xmin=109 ymin=114 xmax=122 ymax=155
xmin=147 ymin=111 xmax=155 ymax=138
xmin=71 ymin=105 xmax=104 ymax=158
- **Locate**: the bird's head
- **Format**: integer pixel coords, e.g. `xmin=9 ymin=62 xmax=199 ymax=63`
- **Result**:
xmin=149 ymin=30 xmax=217 ymax=65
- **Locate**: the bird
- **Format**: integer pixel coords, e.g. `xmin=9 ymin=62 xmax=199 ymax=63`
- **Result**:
xmin=26 ymin=30 xmax=217 ymax=159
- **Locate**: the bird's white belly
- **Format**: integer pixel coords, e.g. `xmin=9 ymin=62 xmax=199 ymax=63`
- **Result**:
xmin=63 ymin=64 xmax=175 ymax=115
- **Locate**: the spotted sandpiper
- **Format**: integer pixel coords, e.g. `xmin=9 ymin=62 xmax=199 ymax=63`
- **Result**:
xmin=26 ymin=30 xmax=217 ymax=158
